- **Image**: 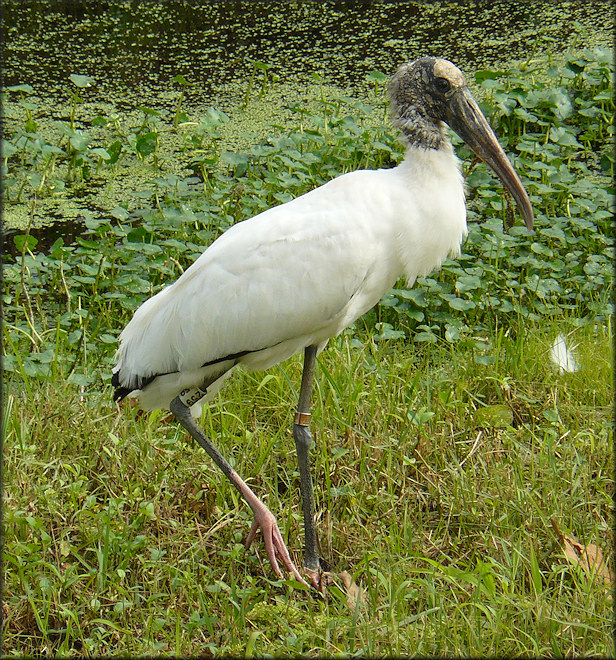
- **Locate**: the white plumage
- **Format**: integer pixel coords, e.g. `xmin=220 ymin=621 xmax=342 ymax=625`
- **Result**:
xmin=114 ymin=144 xmax=466 ymax=414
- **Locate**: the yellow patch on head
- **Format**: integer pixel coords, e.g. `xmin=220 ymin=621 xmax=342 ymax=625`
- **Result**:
xmin=433 ymin=59 xmax=466 ymax=87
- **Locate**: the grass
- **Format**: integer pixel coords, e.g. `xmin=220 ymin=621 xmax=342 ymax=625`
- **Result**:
xmin=2 ymin=44 xmax=614 ymax=656
xmin=3 ymin=318 xmax=613 ymax=656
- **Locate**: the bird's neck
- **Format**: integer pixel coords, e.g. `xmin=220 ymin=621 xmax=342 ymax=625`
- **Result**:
xmin=393 ymin=107 xmax=447 ymax=150
xmin=398 ymin=138 xmax=459 ymax=177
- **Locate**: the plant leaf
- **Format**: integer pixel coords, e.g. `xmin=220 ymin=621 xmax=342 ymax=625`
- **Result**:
xmin=69 ymin=74 xmax=95 ymax=88
xmin=474 ymin=404 xmax=513 ymax=428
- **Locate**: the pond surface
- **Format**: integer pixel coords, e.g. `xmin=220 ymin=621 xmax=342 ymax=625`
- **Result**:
xmin=3 ymin=0 xmax=610 ymax=104
xmin=2 ymin=0 xmax=612 ymax=248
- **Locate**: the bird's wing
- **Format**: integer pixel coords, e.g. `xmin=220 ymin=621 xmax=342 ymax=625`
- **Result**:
xmin=114 ymin=170 xmax=401 ymax=386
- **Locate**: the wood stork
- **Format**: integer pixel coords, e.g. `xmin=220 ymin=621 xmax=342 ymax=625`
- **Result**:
xmin=112 ymin=57 xmax=534 ymax=589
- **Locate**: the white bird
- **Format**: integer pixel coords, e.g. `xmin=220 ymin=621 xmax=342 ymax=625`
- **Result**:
xmin=112 ymin=56 xmax=534 ymax=590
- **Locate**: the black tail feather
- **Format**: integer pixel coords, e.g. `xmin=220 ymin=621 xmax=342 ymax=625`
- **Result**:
xmin=113 ymin=386 xmax=133 ymax=402
xmin=111 ymin=347 xmax=258 ymax=404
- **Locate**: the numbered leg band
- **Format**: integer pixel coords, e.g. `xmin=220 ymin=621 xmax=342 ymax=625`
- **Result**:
xmin=294 ymin=411 xmax=311 ymax=426
xmin=178 ymin=386 xmax=208 ymax=408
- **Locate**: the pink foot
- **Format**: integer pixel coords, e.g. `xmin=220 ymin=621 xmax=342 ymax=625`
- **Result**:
xmin=245 ymin=507 xmax=310 ymax=589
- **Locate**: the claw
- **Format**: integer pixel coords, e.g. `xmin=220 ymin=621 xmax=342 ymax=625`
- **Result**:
xmin=304 ymin=567 xmax=327 ymax=595
xmin=245 ymin=508 xmax=310 ymax=589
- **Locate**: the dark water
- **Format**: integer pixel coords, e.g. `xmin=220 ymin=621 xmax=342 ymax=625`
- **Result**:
xmin=2 ymin=0 xmax=610 ymax=103
xmin=3 ymin=217 xmax=86 ymax=259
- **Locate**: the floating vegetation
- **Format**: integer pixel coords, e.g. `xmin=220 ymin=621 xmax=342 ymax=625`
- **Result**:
xmin=2 ymin=1 xmax=611 ymax=100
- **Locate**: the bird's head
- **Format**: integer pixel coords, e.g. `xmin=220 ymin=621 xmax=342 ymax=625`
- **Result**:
xmin=388 ymin=57 xmax=534 ymax=230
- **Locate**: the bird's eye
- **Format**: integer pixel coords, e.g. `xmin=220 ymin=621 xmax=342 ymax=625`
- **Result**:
xmin=434 ymin=77 xmax=451 ymax=94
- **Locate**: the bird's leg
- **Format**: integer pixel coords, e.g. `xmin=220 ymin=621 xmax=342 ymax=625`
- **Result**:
xmin=169 ymin=395 xmax=309 ymax=588
xmin=293 ymin=345 xmax=323 ymax=589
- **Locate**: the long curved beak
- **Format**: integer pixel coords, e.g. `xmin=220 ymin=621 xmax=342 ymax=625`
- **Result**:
xmin=445 ymin=87 xmax=534 ymax=230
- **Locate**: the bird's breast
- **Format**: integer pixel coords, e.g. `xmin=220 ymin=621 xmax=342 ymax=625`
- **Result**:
xmin=392 ymin=144 xmax=468 ymax=282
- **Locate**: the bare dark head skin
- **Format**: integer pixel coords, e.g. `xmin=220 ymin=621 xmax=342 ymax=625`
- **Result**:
xmin=388 ymin=57 xmax=534 ymax=230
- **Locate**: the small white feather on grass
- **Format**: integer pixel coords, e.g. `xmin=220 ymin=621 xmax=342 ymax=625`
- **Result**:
xmin=550 ymin=334 xmax=579 ymax=374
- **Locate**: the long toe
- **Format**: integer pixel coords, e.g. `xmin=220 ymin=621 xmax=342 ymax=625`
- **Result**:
xmin=246 ymin=511 xmax=310 ymax=589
